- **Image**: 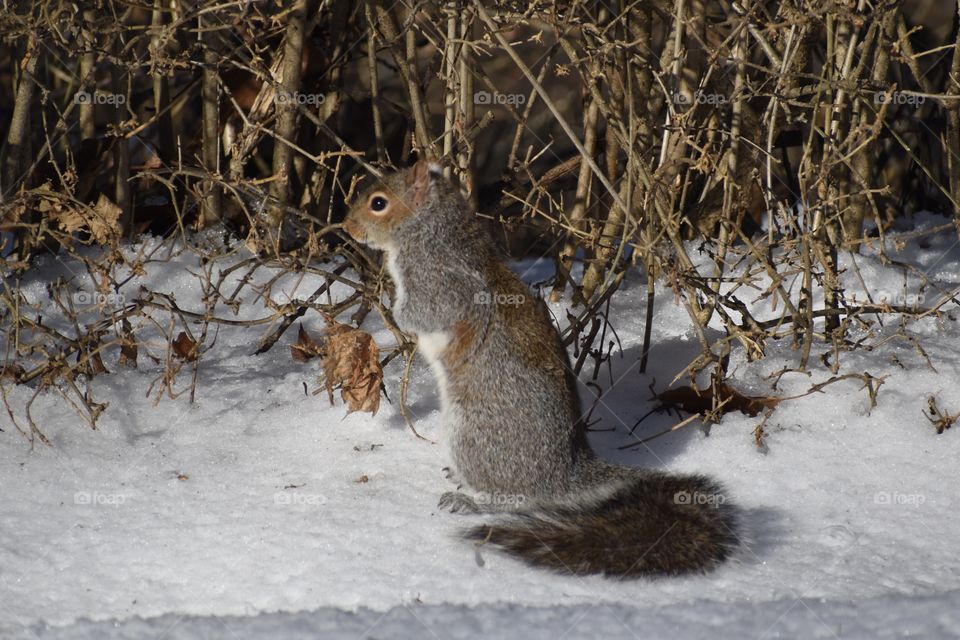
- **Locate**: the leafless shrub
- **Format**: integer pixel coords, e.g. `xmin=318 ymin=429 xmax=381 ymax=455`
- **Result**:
xmin=1 ymin=0 xmax=959 ymax=441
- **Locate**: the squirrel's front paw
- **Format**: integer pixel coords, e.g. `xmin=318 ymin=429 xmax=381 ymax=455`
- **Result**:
xmin=438 ymin=491 xmax=480 ymax=514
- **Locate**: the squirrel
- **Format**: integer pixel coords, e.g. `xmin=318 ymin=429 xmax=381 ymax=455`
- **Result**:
xmin=344 ymin=160 xmax=738 ymax=577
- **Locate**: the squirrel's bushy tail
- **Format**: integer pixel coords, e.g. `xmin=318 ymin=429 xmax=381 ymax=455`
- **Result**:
xmin=462 ymin=472 xmax=738 ymax=577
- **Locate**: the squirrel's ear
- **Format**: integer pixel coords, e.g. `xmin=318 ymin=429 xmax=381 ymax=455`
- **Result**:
xmin=406 ymin=159 xmax=440 ymax=208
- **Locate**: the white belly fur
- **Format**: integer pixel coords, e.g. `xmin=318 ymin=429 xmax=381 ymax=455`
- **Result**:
xmin=384 ymin=251 xmax=405 ymax=309
xmin=418 ymin=330 xmax=451 ymax=400
xmin=417 ymin=330 xmax=455 ymax=432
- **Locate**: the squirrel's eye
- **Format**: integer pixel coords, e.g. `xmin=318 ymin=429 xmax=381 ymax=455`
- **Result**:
xmin=370 ymin=195 xmax=388 ymax=213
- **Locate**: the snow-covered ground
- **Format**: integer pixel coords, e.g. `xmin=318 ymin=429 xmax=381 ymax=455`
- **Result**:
xmin=2 ymin=214 xmax=959 ymax=639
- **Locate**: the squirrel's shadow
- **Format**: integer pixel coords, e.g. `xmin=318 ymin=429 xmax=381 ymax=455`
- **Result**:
xmin=584 ymin=335 xmax=788 ymax=567
xmin=381 ymin=361 xmax=442 ymax=432
xmin=583 ymin=334 xmax=721 ymax=467
xmin=733 ymin=505 xmax=788 ymax=567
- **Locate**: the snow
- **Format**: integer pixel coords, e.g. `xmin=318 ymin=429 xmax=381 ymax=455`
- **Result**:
xmin=15 ymin=592 xmax=960 ymax=640
xmin=2 ymin=213 xmax=960 ymax=639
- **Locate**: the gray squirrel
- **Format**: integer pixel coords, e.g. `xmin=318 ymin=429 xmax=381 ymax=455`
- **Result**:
xmin=344 ymin=160 xmax=737 ymax=577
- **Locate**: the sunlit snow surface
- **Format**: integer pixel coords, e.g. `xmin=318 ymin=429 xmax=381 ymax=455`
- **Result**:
xmin=2 ymin=213 xmax=959 ymax=639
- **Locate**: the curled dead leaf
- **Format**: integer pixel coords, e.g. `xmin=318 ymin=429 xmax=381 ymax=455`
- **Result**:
xmin=657 ymin=382 xmax=780 ymax=418
xmin=172 ymin=331 xmax=198 ymax=362
xmin=48 ymin=193 xmax=122 ymax=244
xmin=317 ymin=314 xmax=382 ymax=415
xmin=290 ymin=323 xmax=323 ymax=362
xmin=118 ymin=319 xmax=138 ymax=368
xmin=0 ymin=364 xmax=25 ymax=383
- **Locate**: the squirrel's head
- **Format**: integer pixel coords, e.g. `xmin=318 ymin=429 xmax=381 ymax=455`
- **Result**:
xmin=344 ymin=160 xmax=450 ymax=251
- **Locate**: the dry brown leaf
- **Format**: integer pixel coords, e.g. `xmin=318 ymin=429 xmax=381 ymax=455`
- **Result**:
xmin=0 ymin=364 xmax=25 ymax=382
xmin=172 ymin=331 xmax=198 ymax=362
xmin=47 ymin=193 xmax=122 ymax=244
xmin=129 ymin=260 xmax=147 ymax=277
xmin=119 ymin=341 xmax=138 ymax=367
xmin=319 ymin=314 xmax=382 ymax=415
xmin=89 ymin=351 xmax=108 ymax=376
xmin=657 ymin=382 xmax=780 ymax=418
xmin=88 ymin=194 xmax=123 ymax=243
xmin=118 ymin=319 xmax=137 ymax=368
xmin=290 ymin=323 xmax=323 ymax=362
